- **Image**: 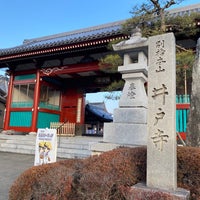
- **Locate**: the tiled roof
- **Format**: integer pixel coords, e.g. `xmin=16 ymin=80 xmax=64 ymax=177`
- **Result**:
xmin=0 ymin=20 xmax=126 ymax=56
xmin=85 ymin=103 xmax=113 ymax=122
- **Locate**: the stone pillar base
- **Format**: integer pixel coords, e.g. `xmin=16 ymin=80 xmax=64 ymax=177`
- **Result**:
xmin=128 ymin=183 xmax=190 ymax=200
xmin=90 ymin=141 xmax=138 ymax=156
xmin=103 ymin=122 xmax=147 ymax=146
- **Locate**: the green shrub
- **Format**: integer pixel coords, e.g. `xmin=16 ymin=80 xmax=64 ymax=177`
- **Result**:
xmin=9 ymin=146 xmax=200 ymax=200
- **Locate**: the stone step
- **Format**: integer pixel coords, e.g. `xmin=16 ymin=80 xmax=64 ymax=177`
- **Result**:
xmin=0 ymin=147 xmax=35 ymax=155
xmin=0 ymin=134 xmax=34 ymax=140
xmin=0 ymin=139 xmax=6 ymax=144
xmin=1 ymin=138 xmax=92 ymax=150
xmin=57 ymin=151 xmax=90 ymax=159
xmin=57 ymin=142 xmax=89 ymax=150
xmin=0 ymin=143 xmax=34 ymax=150
xmin=4 ymin=139 xmax=35 ymax=145
xmin=0 ymin=134 xmax=102 ymax=159
xmin=0 ymin=144 xmax=91 ymax=159
xmin=57 ymin=147 xmax=91 ymax=156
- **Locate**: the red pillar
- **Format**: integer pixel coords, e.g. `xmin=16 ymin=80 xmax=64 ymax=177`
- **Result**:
xmin=31 ymin=69 xmax=40 ymax=132
xmin=4 ymin=72 xmax=14 ymax=130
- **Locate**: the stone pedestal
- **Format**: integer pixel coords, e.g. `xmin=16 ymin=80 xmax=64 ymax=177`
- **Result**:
xmin=103 ymin=107 xmax=147 ymax=145
xmin=128 ymin=183 xmax=190 ymax=200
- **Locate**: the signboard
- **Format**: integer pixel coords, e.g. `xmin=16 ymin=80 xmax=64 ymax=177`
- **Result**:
xmin=34 ymin=128 xmax=57 ymax=166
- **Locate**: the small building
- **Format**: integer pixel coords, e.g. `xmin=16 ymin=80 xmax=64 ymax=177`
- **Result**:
xmin=84 ymin=102 xmax=113 ymax=136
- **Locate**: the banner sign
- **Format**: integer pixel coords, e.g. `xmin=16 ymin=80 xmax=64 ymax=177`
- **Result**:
xmin=34 ymin=128 xmax=57 ymax=166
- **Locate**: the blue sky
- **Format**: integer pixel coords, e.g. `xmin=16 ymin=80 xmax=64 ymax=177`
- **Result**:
xmin=0 ymin=0 xmax=199 ymax=49
xmin=0 ymin=0 xmax=135 ymax=48
xmin=0 ymin=0 xmax=199 ymax=113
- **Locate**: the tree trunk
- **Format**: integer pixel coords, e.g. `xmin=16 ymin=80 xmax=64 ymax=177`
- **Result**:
xmin=160 ymin=9 xmax=166 ymax=33
xmin=186 ymin=38 xmax=200 ymax=146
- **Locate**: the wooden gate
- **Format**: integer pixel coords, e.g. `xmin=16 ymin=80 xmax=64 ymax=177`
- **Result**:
xmin=50 ymin=122 xmax=76 ymax=136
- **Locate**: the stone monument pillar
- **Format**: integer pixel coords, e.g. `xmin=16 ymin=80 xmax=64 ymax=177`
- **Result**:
xmin=130 ymin=33 xmax=190 ymax=200
xmin=103 ymin=28 xmax=148 ymax=146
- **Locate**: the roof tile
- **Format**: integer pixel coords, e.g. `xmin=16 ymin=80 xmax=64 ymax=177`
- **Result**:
xmin=0 ymin=20 xmax=126 ymax=56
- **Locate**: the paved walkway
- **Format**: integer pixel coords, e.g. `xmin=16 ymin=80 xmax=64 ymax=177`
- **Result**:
xmin=0 ymin=152 xmax=66 ymax=200
xmin=0 ymin=152 xmax=36 ymax=200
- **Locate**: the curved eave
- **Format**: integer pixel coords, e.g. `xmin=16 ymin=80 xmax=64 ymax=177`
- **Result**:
xmin=0 ymin=35 xmax=128 ymax=62
xmin=0 ymin=20 xmax=129 ymax=62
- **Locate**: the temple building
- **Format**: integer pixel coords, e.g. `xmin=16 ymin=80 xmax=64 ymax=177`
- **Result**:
xmin=0 ymin=20 xmax=127 ymax=134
